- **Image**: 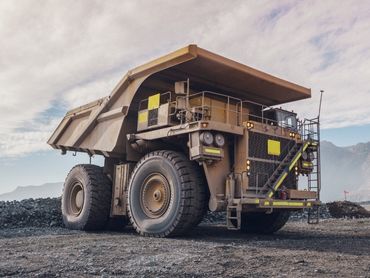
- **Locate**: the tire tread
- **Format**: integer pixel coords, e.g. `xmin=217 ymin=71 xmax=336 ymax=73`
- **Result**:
xmin=62 ymin=164 xmax=112 ymax=231
xmin=127 ymin=150 xmax=208 ymax=237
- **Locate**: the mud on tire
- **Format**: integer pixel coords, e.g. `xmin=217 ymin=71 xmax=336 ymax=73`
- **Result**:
xmin=62 ymin=164 xmax=113 ymax=231
xmin=127 ymin=150 xmax=208 ymax=237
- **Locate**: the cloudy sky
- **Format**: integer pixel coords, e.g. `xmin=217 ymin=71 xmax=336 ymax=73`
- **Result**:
xmin=1 ymin=0 xmax=370 ymax=193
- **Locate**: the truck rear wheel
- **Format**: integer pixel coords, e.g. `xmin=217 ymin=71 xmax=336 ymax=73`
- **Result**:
xmin=127 ymin=150 xmax=207 ymax=237
xmin=62 ymin=164 xmax=113 ymax=230
xmin=240 ymin=211 xmax=290 ymax=234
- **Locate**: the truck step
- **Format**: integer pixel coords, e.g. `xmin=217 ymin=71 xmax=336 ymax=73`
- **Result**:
xmin=243 ymin=193 xmax=266 ymax=198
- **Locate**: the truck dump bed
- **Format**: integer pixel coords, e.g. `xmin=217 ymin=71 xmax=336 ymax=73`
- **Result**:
xmin=48 ymin=45 xmax=311 ymax=157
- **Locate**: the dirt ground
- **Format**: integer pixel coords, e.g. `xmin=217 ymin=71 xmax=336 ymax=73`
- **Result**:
xmin=0 ymin=219 xmax=370 ymax=277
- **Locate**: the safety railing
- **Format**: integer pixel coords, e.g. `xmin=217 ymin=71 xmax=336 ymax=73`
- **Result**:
xmin=175 ymin=91 xmax=242 ymax=125
xmin=137 ymin=89 xmax=302 ymax=134
xmin=176 ymin=90 xmax=291 ymax=131
xmin=298 ymin=117 xmax=320 ymax=142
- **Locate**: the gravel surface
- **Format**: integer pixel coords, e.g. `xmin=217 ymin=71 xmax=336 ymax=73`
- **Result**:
xmin=1 ymin=198 xmax=370 ymax=277
xmin=0 ymin=219 xmax=370 ymax=277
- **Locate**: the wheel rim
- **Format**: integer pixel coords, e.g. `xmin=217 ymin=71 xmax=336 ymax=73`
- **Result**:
xmin=140 ymin=173 xmax=171 ymax=218
xmin=69 ymin=181 xmax=84 ymax=216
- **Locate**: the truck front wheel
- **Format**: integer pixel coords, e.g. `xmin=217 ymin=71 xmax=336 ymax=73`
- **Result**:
xmin=127 ymin=150 xmax=207 ymax=237
xmin=61 ymin=164 xmax=113 ymax=230
xmin=240 ymin=211 xmax=290 ymax=234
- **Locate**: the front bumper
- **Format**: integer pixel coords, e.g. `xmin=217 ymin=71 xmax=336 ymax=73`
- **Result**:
xmin=236 ymin=198 xmax=320 ymax=209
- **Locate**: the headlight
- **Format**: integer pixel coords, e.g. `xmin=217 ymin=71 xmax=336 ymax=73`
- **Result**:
xmin=214 ymin=133 xmax=225 ymax=147
xmin=200 ymin=131 xmax=214 ymax=146
xmin=302 ymin=151 xmax=308 ymax=160
xmin=302 ymin=151 xmax=315 ymax=161
xmin=308 ymin=152 xmax=315 ymax=161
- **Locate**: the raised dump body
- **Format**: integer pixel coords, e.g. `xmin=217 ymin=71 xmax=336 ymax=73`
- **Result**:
xmin=48 ymin=45 xmax=310 ymax=156
xmin=49 ymin=45 xmax=321 ymax=237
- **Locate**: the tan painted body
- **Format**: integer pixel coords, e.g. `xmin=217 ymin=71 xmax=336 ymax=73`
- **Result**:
xmin=49 ymin=45 xmax=321 ymax=226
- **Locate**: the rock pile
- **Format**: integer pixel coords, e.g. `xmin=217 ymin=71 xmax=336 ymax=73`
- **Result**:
xmin=0 ymin=198 xmax=63 ymax=229
xmin=2 ymin=198 xmax=368 ymax=230
xmin=327 ymin=201 xmax=370 ymax=219
xmin=289 ymin=204 xmax=332 ymax=221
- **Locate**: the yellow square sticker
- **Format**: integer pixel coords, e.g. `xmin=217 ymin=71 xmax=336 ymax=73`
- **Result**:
xmin=268 ymin=139 xmax=281 ymax=156
xmin=138 ymin=110 xmax=148 ymax=123
xmin=148 ymin=93 xmax=160 ymax=110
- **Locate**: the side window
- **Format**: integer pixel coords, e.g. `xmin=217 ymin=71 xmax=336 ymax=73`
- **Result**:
xmin=286 ymin=116 xmax=293 ymax=127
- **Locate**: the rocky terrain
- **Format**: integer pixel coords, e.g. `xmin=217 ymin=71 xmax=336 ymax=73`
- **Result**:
xmin=0 ymin=198 xmax=62 ymax=229
xmin=327 ymin=201 xmax=370 ymax=219
xmin=1 ymin=198 xmax=362 ymax=229
xmin=0 ymin=198 xmax=370 ymax=277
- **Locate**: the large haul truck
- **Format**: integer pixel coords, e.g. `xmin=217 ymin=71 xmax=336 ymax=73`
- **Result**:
xmin=48 ymin=45 xmax=321 ymax=237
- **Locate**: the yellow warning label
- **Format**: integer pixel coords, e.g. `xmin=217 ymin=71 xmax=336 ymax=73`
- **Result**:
xmin=272 ymin=201 xmax=304 ymax=207
xmin=148 ymin=93 xmax=160 ymax=110
xmin=204 ymin=148 xmax=221 ymax=155
xmin=268 ymin=139 xmax=281 ymax=156
xmin=261 ymin=200 xmax=308 ymax=207
xmin=138 ymin=110 xmax=148 ymax=123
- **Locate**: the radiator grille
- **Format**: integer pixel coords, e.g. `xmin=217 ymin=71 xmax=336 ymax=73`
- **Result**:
xmin=248 ymin=131 xmax=297 ymax=189
xmin=249 ymin=132 xmax=291 ymax=161
xmin=249 ymin=161 xmax=275 ymax=188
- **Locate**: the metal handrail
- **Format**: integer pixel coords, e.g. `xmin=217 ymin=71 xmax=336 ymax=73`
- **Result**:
xmin=298 ymin=117 xmax=320 ymax=141
xmin=177 ymin=90 xmax=242 ymax=125
xmin=138 ymin=89 xmax=304 ymax=136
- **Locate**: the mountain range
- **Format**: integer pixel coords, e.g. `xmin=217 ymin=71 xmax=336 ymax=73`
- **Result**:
xmin=0 ymin=141 xmax=369 ymax=202
xmin=321 ymin=141 xmax=370 ymax=202
xmin=0 ymin=182 xmax=63 ymax=201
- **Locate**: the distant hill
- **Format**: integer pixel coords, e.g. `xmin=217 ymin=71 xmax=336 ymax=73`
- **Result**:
xmin=321 ymin=141 xmax=370 ymax=202
xmin=0 ymin=182 xmax=63 ymax=201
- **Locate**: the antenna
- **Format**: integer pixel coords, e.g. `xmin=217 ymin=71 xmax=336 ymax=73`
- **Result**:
xmin=186 ymin=78 xmax=190 ymax=110
xmin=318 ymin=90 xmax=324 ymax=119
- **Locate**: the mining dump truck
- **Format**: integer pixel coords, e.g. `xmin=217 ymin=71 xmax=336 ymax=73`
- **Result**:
xmin=48 ymin=45 xmax=321 ymax=237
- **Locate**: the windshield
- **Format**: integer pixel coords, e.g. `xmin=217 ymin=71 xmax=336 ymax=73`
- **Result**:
xmin=276 ymin=110 xmax=297 ymax=130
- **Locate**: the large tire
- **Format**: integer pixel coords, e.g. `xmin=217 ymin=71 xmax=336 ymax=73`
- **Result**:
xmin=240 ymin=211 xmax=290 ymax=234
xmin=190 ymin=165 xmax=209 ymax=227
xmin=62 ymin=164 xmax=113 ymax=231
xmin=127 ymin=150 xmax=207 ymax=237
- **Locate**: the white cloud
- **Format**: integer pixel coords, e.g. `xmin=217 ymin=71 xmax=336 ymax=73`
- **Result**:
xmin=0 ymin=118 xmax=60 ymax=157
xmin=1 ymin=0 xmax=370 ymax=157
xmin=0 ymin=131 xmax=50 ymax=157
